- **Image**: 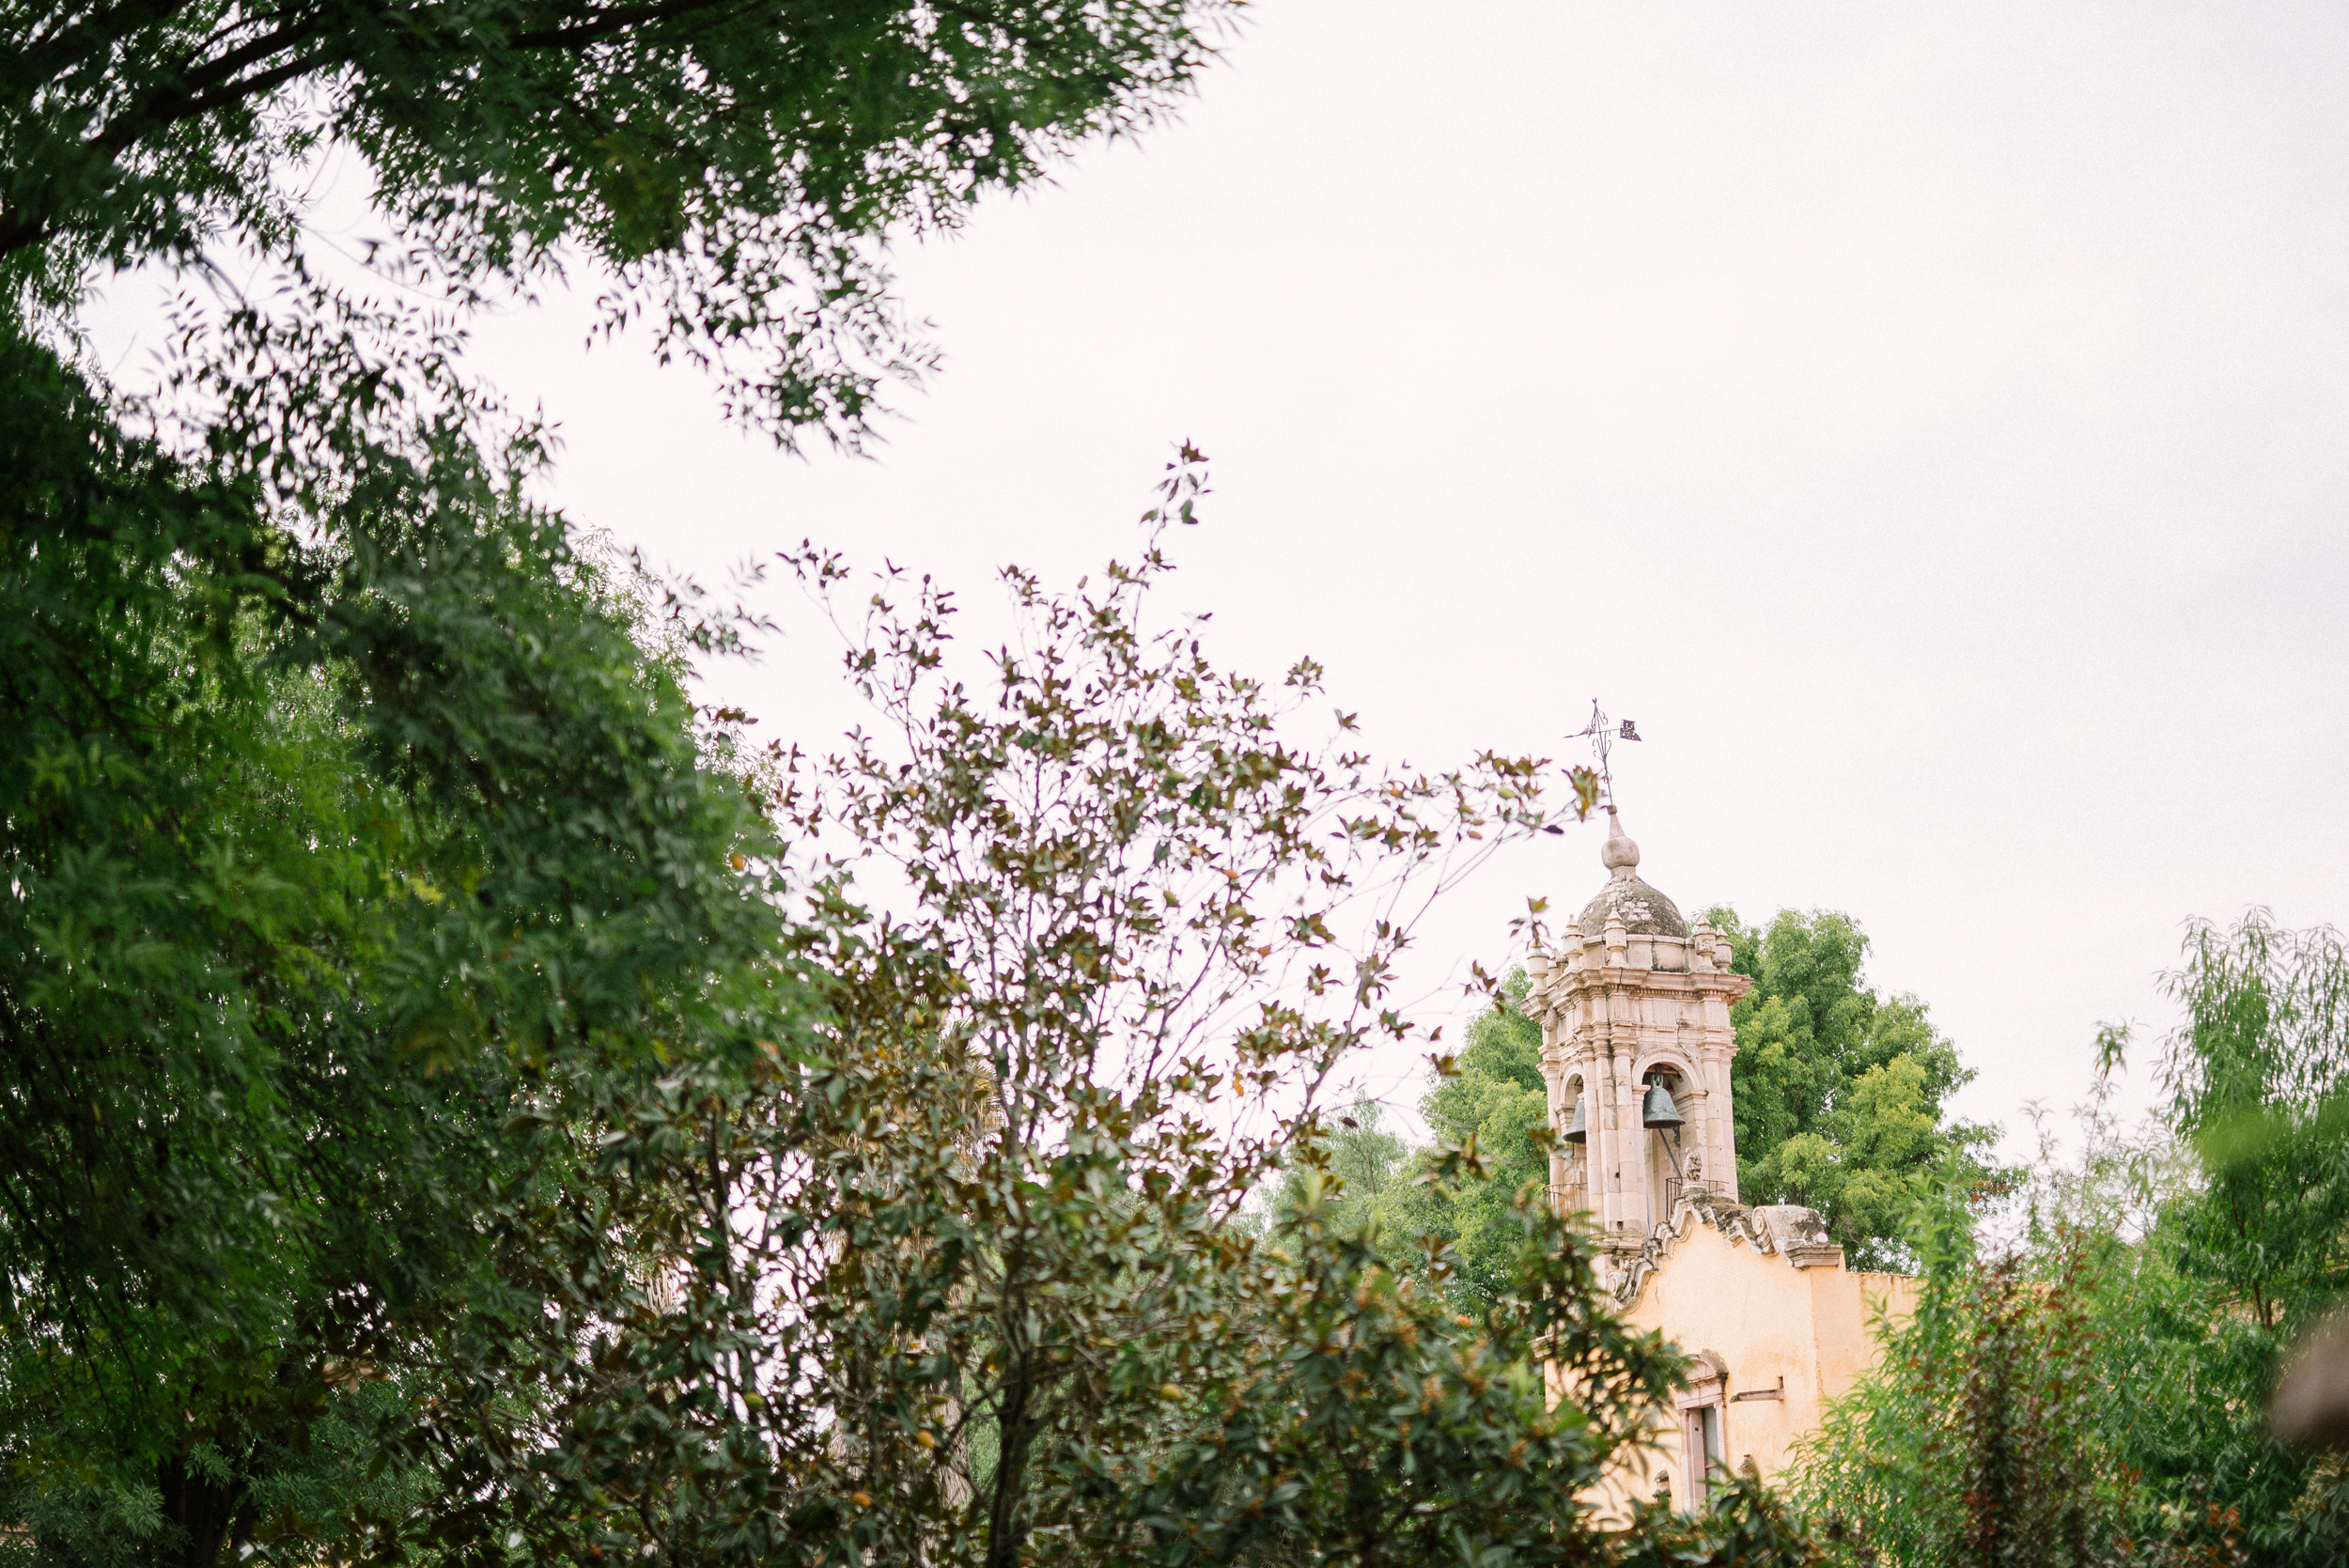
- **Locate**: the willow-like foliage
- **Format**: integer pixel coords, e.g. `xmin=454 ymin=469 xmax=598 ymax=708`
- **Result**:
xmin=1788 ymin=913 xmax=2349 ymax=1568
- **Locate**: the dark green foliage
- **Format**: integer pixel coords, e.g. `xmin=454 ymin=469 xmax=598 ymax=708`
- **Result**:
xmin=0 ymin=349 xmax=1837 ymax=1563
xmin=2 ymin=0 xmax=1231 ymax=445
xmin=766 ymin=461 xmax=1623 ymax=1567
xmin=1612 ymin=1471 xmax=1843 ymax=1568
xmin=736 ymin=464 xmax=1836 ymax=1568
xmin=1118 ymin=1192 xmax=1836 ymax=1567
xmin=1269 ymin=1094 xmax=1406 ymax=1237
xmin=1707 ymin=907 xmax=1997 ymax=1270
xmin=1373 ymin=970 xmax=1552 ymax=1312
xmin=0 ymin=301 xmax=802 ymax=1566
xmin=2102 ymin=915 xmax=2349 ymax=1567
xmin=1090 ymin=1177 xmax=1686 ymax=1565
xmin=0 ymin=7 xmax=1855 ymax=1560
xmin=2066 ymin=1219 xmax=2324 ymax=1568
xmin=2 ymin=6 xmax=1247 ymax=1558
xmin=2156 ymin=918 xmax=2349 ymax=1333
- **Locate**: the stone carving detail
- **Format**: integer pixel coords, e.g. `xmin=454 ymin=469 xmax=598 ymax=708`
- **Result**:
xmin=1604 ymin=1196 xmax=1845 ymax=1309
xmin=1529 ymin=807 xmax=1752 ymax=1245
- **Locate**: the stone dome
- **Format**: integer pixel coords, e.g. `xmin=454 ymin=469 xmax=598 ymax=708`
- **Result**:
xmin=1577 ymin=876 xmax=1688 ymax=938
xmin=1576 ymin=809 xmax=1688 ymax=938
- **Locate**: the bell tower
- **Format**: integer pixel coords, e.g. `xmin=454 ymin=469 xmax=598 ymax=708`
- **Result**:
xmin=1528 ymin=732 xmax=1911 ymax=1508
xmin=1524 ymin=808 xmax=1750 ymax=1249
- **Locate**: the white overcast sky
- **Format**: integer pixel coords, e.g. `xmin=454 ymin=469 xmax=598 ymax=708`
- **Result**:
xmin=119 ymin=1 xmax=2349 ymax=1151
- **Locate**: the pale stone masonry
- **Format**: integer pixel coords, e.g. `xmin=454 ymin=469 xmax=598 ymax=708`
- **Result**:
xmin=1526 ymin=809 xmax=1919 ymax=1514
xmin=1525 ymin=810 xmax=1750 ymax=1240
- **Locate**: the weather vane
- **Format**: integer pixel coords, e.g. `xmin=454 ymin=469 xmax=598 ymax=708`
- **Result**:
xmin=1570 ymin=699 xmax=1641 ymax=812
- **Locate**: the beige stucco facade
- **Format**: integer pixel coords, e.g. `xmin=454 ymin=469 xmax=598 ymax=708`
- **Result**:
xmin=1526 ymin=808 xmax=1918 ymax=1514
xmin=1585 ymin=1202 xmax=1919 ymax=1513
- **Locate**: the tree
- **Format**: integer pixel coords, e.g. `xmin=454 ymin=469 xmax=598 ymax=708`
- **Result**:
xmin=1269 ymin=1094 xmax=1407 ymax=1238
xmin=1379 ymin=910 xmax=1991 ymax=1297
xmin=2154 ymin=915 xmax=2349 ymax=1334
xmin=3 ymin=0 xmax=1231 ymax=446
xmin=2 ymin=357 xmax=1837 ymax=1561
xmin=0 ymin=8 xmax=1239 ymax=1560
xmin=2108 ymin=914 xmax=2349 ymax=1567
xmin=0 ymin=306 xmax=806 ymax=1567
xmin=1706 ymin=907 xmax=1996 ymax=1270
xmin=1785 ymin=1137 xmax=2179 ymax=1568
xmin=1112 ymin=1186 xmax=1826 ymax=1568
xmin=1371 ymin=970 xmax=1552 ymax=1312
xmin=1791 ymin=913 xmax=2349 ymax=1568
xmin=1 ymin=8 xmax=1850 ymax=1560
xmin=770 ymin=456 xmax=1649 ymax=1567
xmin=572 ymin=458 xmax=1820 ymax=1568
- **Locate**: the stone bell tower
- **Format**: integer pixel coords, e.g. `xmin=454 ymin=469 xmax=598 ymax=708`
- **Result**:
xmin=1527 ymin=787 xmax=1915 ymax=1510
xmin=1523 ymin=808 xmax=1751 ymax=1250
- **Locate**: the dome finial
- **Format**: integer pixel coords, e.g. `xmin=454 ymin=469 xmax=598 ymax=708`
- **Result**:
xmin=1576 ymin=802 xmax=1685 ymax=937
xmin=1600 ymin=805 xmax=1640 ymax=878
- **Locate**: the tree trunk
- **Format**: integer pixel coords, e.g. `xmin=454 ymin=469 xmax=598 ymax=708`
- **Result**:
xmin=157 ymin=1452 xmax=248 ymax=1568
xmin=983 ymin=1362 xmax=1037 ymax=1568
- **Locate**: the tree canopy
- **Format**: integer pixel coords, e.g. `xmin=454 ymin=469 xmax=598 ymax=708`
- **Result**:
xmin=1791 ymin=913 xmax=2349 ymax=1568
xmin=1361 ymin=972 xmax=1552 ymax=1311
xmin=8 ymin=0 xmax=1839 ymax=1550
xmin=1 ymin=7 xmax=1275 ymax=1561
xmin=0 ymin=300 xmax=807 ymax=1566
xmin=29 ymin=3 xmax=2312 ymax=1562
xmin=0 ymin=355 xmax=1828 ymax=1564
xmin=4 ymin=0 xmax=1232 ymax=444
xmin=1707 ymin=906 xmax=1997 ymax=1270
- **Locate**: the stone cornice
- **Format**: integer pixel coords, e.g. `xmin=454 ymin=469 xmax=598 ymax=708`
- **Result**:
xmin=1524 ymin=923 xmax=1752 ymax=1027
xmin=1604 ymin=1195 xmax=1846 ymax=1310
xmin=1538 ymin=968 xmax=1749 ymax=1011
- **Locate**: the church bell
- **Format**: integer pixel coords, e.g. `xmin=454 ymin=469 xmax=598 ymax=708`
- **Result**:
xmin=1641 ymin=1079 xmax=1686 ymax=1131
xmin=1561 ymin=1095 xmax=1587 ymax=1144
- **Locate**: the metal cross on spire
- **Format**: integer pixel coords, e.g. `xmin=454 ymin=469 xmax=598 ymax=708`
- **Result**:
xmin=1570 ymin=699 xmax=1641 ymax=812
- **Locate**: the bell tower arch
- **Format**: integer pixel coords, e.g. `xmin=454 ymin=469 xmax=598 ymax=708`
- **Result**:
xmin=1526 ymin=808 xmax=1750 ymax=1248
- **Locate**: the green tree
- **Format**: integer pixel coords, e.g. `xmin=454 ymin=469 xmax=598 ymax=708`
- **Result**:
xmin=1271 ymin=1094 xmax=1407 ymax=1237
xmin=1787 ymin=1164 xmax=2180 ymax=1568
xmin=0 ymin=8 xmax=1237 ymax=1560
xmin=2155 ymin=915 xmax=2349 ymax=1332
xmin=1793 ymin=913 xmax=2349 ymax=1568
xmin=771 ymin=489 xmax=1829 ymax=1565
xmin=1384 ymin=912 xmax=1991 ymax=1298
xmin=773 ymin=461 xmax=1639 ymax=1566
xmin=2 ymin=378 xmax=1837 ymax=1562
xmin=3 ymin=0 xmax=1230 ymax=447
xmin=0 ymin=308 xmax=806 ymax=1567
xmin=2 ymin=8 xmax=1850 ymax=1559
xmin=1707 ymin=907 xmax=1996 ymax=1270
xmin=2108 ymin=914 xmax=2349 ymax=1566
xmin=1373 ymin=970 xmax=1552 ymax=1311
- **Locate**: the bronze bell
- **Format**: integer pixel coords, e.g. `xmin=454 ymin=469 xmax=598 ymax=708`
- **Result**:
xmin=1641 ymin=1079 xmax=1685 ymax=1130
xmin=1561 ymin=1096 xmax=1588 ymax=1144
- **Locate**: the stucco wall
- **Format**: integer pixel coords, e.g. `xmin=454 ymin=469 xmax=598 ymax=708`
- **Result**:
xmin=1576 ymin=1218 xmax=1919 ymax=1518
